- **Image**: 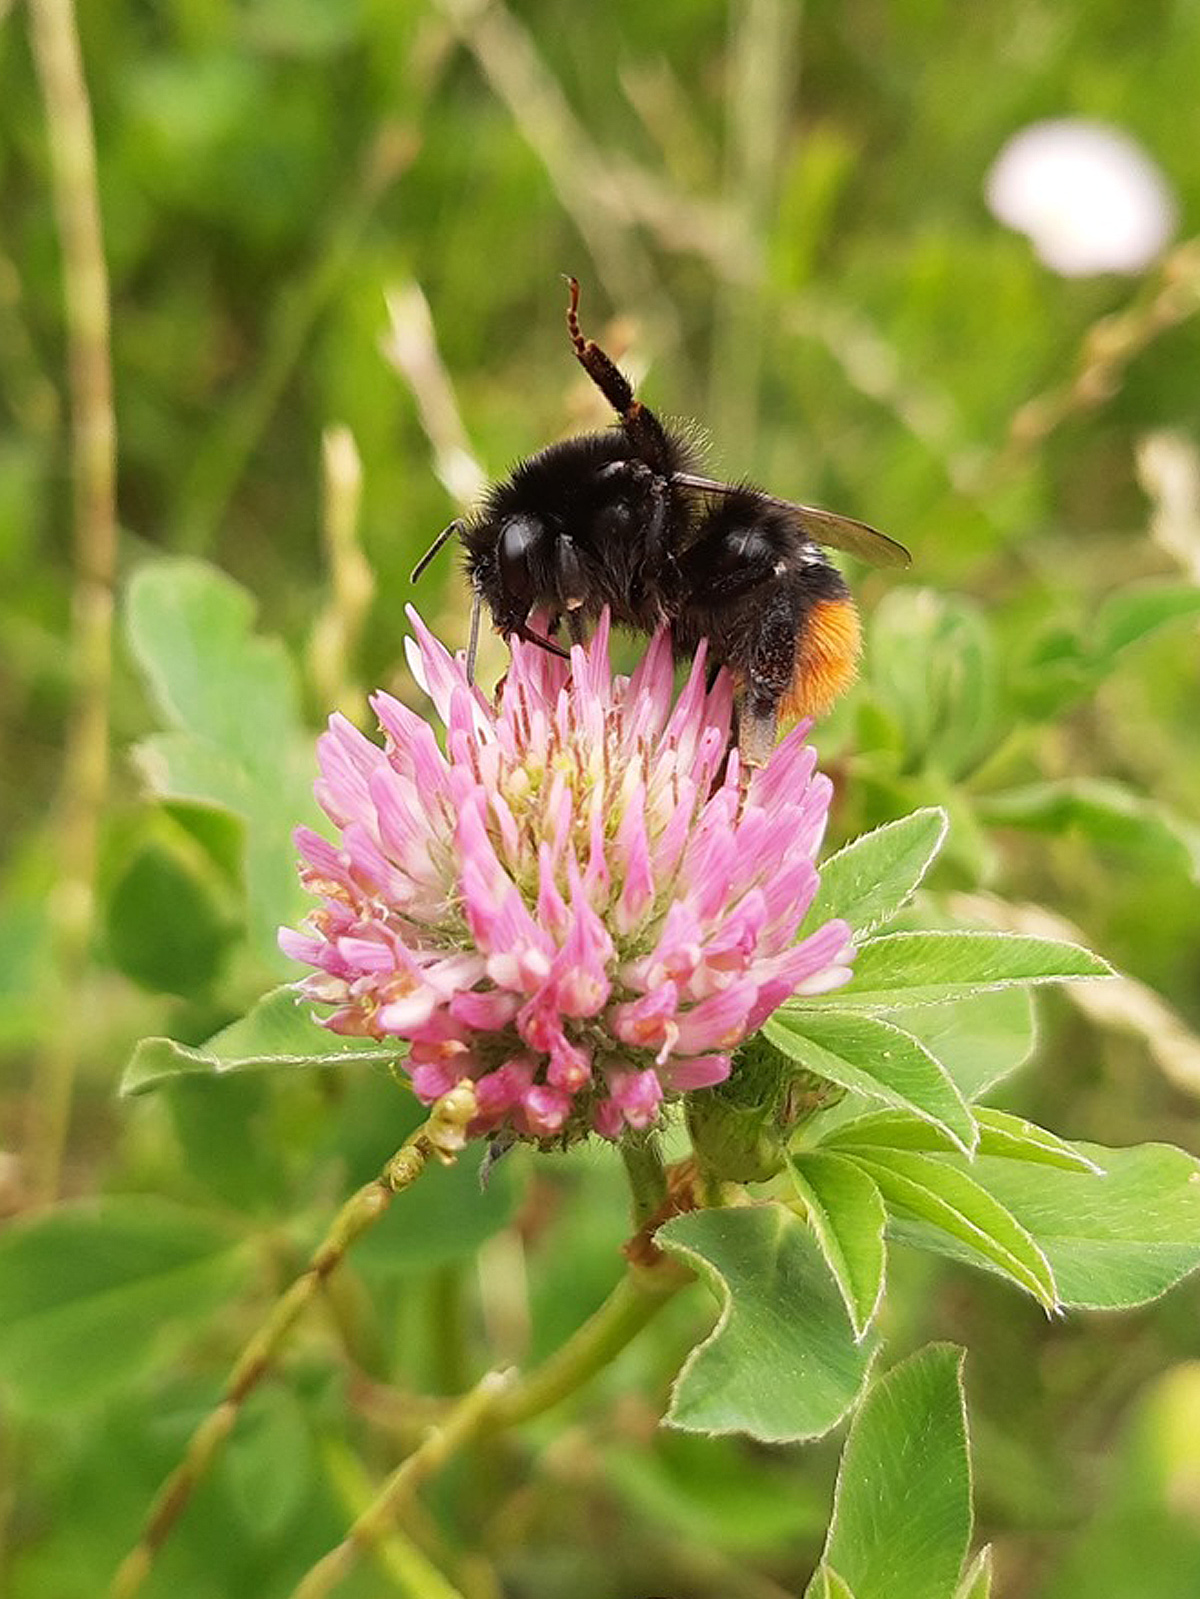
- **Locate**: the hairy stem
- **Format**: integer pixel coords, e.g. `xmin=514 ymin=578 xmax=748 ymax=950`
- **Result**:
xmin=291 ymin=1372 xmax=512 ymax=1599
xmin=26 ymin=0 xmax=118 ymax=1208
xmin=321 ymin=1437 xmax=469 ymax=1599
xmin=620 ymin=1130 xmax=669 ymax=1230
xmin=486 ymin=1259 xmax=686 ymax=1432
xmin=290 ymin=1257 xmax=687 ymax=1597
xmin=108 ymin=1083 xmax=478 ymax=1599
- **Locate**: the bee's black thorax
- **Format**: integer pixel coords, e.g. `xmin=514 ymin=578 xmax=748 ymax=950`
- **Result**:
xmin=461 ymin=427 xmax=696 ymax=637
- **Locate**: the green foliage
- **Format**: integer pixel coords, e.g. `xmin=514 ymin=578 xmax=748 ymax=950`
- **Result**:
xmin=868 ymin=591 xmax=1001 ymax=780
xmin=836 ymin=1146 xmax=1060 ymax=1310
xmin=120 ymin=984 xmax=400 ymax=1095
xmin=125 ymin=560 xmax=319 ymax=969
xmin=896 ymin=1141 xmax=1200 ymax=1310
xmin=787 ymin=1151 xmax=888 ymax=1338
xmin=806 ymin=930 xmax=1113 ymax=1010
xmin=807 ymin=1345 xmax=973 ymax=1599
xmin=895 ymin=988 xmax=1037 ymax=1101
xmin=9 ymin=0 xmax=1200 ymax=1592
xmin=805 ymin=807 xmax=949 ymax=937
xmin=822 ymin=1106 xmax=1102 ymax=1174
xmin=956 ymin=1548 xmax=995 ymax=1599
xmin=765 ymin=1009 xmax=977 ymax=1149
xmin=103 ymin=812 xmax=241 ymax=996
xmin=660 ymin=1205 xmax=878 ymax=1442
xmin=0 ymin=1199 xmax=252 ymax=1415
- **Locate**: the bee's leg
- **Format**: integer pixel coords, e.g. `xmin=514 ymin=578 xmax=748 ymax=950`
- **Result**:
xmin=643 ymin=475 xmax=670 ymax=566
xmin=466 ymin=589 xmax=482 ymax=684
xmin=565 ymin=609 xmax=587 ymax=647
xmin=564 ymin=276 xmax=673 ymax=470
xmin=736 ymin=698 xmax=779 ymax=770
xmin=514 ymin=621 xmax=570 ymax=660
xmin=737 ymin=589 xmax=802 ymax=768
xmin=554 ymin=534 xmax=588 ymax=613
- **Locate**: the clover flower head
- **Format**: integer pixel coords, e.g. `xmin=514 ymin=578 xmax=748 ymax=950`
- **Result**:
xmin=280 ymin=610 xmax=855 ymax=1144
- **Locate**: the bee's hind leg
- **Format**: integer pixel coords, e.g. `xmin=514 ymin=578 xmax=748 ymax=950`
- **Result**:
xmin=735 ymin=698 xmax=779 ymax=771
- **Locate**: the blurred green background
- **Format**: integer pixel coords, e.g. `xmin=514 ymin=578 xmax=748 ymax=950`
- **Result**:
xmin=4 ymin=0 xmax=1200 ymax=1595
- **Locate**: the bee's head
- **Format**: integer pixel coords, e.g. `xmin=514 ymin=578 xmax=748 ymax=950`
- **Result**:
xmin=496 ymin=514 xmax=543 ymax=607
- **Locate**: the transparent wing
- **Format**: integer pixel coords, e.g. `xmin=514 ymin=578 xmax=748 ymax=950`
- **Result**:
xmin=673 ymin=473 xmax=912 ymax=569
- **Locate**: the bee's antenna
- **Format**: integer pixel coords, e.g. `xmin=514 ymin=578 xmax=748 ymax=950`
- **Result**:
xmin=411 ymin=518 xmax=464 ymax=584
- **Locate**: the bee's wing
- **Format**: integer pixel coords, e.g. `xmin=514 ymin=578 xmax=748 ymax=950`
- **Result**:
xmin=673 ymin=473 xmax=911 ymax=569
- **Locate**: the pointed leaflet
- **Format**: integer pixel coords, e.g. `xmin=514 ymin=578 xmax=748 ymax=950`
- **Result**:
xmin=121 ymin=986 xmax=399 ymax=1096
xmin=801 ymin=930 xmax=1112 ymax=1011
xmin=764 ymin=1010 xmax=977 ymax=1152
xmin=787 ymin=1152 xmax=887 ymax=1339
xmin=892 ymin=1142 xmax=1200 ymax=1309
xmin=807 ymin=1344 xmax=972 ymax=1599
xmin=812 ymin=1571 xmax=860 ymax=1599
xmin=660 ymin=1204 xmax=877 ymax=1443
xmin=955 ymin=1548 xmax=993 ymax=1599
xmin=805 ymin=808 xmax=948 ymax=938
xmin=846 ymin=1148 xmax=1059 ymax=1309
xmin=820 ymin=1107 xmax=1102 ymax=1175
xmin=974 ymin=1108 xmax=1104 ymax=1173
xmin=893 ymin=987 xmax=1036 ymax=1101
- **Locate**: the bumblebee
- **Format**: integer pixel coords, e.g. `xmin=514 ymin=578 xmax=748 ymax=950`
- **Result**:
xmin=413 ymin=279 xmax=909 ymax=764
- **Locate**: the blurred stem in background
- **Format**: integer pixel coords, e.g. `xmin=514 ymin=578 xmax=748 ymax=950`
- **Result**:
xmin=110 ymin=1083 xmax=479 ymax=1599
xmin=321 ymin=1438 xmax=475 ymax=1599
xmin=291 ymin=1260 xmax=688 ymax=1599
xmin=174 ymin=123 xmax=418 ymax=554
xmin=709 ymin=0 xmax=797 ymax=459
xmin=26 ymin=0 xmax=117 ymax=1209
xmin=308 ymin=424 xmax=375 ymax=722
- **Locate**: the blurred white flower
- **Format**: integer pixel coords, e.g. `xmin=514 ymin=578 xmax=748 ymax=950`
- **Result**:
xmin=986 ymin=118 xmax=1178 ymax=276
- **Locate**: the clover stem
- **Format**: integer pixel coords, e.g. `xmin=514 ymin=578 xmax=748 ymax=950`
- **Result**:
xmin=289 ymin=1258 xmax=689 ymax=1598
xmin=108 ymin=1083 xmax=478 ymax=1599
xmin=487 ymin=1260 xmax=687 ymax=1431
xmin=620 ymin=1128 xmax=670 ymax=1229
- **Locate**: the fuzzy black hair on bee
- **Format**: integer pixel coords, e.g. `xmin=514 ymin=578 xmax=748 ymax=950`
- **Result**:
xmin=412 ymin=278 xmax=909 ymax=765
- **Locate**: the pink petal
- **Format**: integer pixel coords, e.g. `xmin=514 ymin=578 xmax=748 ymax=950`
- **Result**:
xmin=376 ymin=989 xmax=439 ymax=1033
xmin=661 ymin=1053 xmax=731 ymax=1090
xmin=520 ymin=1084 xmax=572 ymax=1137
xmin=606 ymin=1067 xmax=664 ymax=1130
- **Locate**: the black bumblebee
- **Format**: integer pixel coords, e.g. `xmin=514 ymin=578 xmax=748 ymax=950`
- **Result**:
xmin=413 ymin=279 xmax=910 ymax=764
